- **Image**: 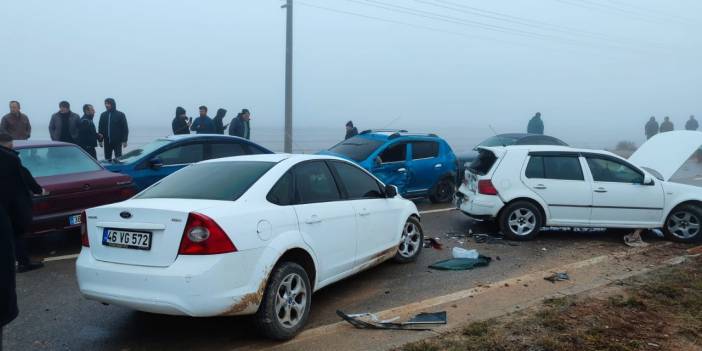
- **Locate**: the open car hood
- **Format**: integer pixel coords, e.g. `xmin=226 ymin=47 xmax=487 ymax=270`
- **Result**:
xmin=629 ymin=131 xmax=702 ymax=181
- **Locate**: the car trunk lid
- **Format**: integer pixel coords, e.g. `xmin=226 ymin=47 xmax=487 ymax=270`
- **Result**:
xmin=629 ymin=131 xmax=702 ymax=181
xmin=86 ymin=198 xmax=223 ymax=267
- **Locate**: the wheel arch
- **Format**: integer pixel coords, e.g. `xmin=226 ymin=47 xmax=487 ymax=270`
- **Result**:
xmin=274 ymin=248 xmax=317 ymax=291
xmin=498 ymin=197 xmax=547 ymax=224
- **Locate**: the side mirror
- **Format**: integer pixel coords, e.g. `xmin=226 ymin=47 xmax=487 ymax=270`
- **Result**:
xmin=149 ymin=157 xmax=163 ymax=170
xmin=643 ymin=174 xmax=654 ymax=186
xmin=374 ymin=157 xmax=382 ymax=168
xmin=384 ymin=185 xmax=398 ymax=198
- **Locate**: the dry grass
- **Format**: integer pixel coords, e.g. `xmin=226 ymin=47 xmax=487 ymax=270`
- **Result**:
xmin=400 ymin=256 xmax=702 ymax=351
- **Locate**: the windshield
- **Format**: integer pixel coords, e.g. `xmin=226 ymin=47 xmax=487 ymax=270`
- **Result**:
xmin=137 ymin=161 xmax=275 ymax=201
xmin=329 ymin=137 xmax=384 ymax=161
xmin=18 ymin=146 xmax=102 ymax=177
xmin=116 ymin=139 xmax=171 ymax=164
xmin=478 ymin=136 xmax=518 ymax=147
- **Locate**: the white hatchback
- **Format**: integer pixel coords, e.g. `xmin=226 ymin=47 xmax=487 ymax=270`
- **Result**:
xmin=456 ymin=131 xmax=702 ymax=243
xmin=76 ymin=154 xmax=423 ymax=340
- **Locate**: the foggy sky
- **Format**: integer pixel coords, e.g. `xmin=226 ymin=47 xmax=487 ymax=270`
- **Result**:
xmin=1 ymin=0 xmax=700 ymax=146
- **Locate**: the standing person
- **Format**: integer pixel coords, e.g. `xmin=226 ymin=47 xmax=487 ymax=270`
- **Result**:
xmin=0 ymin=133 xmax=46 ymax=274
xmin=171 ymin=106 xmax=191 ymax=135
xmin=77 ymin=104 xmax=100 ymax=159
xmin=98 ymin=98 xmax=129 ymax=160
xmin=0 ymin=132 xmax=19 ymax=345
xmin=212 ymin=108 xmax=228 ymax=135
xmin=190 ymin=106 xmax=215 ymax=134
xmin=645 ymin=116 xmax=659 ymax=139
xmin=0 ymin=101 xmax=31 ymax=140
xmin=660 ymin=116 xmax=674 ymax=133
xmin=527 ymin=112 xmax=544 ymax=134
xmin=685 ymin=115 xmax=699 ymax=131
xmin=345 ymin=121 xmax=359 ymax=140
xmin=228 ymin=109 xmax=251 ymax=139
xmin=48 ymin=101 xmax=80 ymax=143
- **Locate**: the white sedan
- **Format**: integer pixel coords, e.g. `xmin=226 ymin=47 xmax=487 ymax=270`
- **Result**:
xmin=76 ymin=154 xmax=423 ymax=340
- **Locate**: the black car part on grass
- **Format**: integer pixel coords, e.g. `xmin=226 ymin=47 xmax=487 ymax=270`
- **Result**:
xmin=337 ymin=310 xmax=447 ymax=331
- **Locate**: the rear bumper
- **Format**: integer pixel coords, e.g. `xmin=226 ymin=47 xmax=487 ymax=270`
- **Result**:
xmin=455 ymin=185 xmax=504 ymax=219
xmin=76 ymin=247 xmax=271 ymax=317
xmin=30 ymin=211 xmax=81 ymax=235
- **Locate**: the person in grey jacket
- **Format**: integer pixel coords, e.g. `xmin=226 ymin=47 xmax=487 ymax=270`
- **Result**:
xmin=48 ymin=101 xmax=80 ymax=143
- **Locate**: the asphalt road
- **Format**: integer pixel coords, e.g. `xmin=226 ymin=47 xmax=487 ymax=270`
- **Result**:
xmin=3 ymin=202 xmax=670 ymax=351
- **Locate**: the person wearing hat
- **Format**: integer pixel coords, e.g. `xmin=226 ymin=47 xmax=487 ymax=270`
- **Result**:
xmin=345 ymin=121 xmax=358 ymax=140
xmin=228 ymin=108 xmax=251 ymax=140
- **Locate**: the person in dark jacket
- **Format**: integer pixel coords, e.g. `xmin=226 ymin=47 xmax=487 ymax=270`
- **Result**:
xmin=0 ymin=133 xmax=19 ymax=339
xmin=98 ymin=98 xmax=129 ymax=160
xmin=660 ymin=116 xmax=674 ymax=133
xmin=527 ymin=112 xmax=544 ymax=134
xmin=48 ymin=101 xmax=80 ymax=143
xmin=77 ymin=104 xmax=101 ymax=159
xmin=345 ymin=121 xmax=359 ymax=140
xmin=212 ymin=108 xmax=228 ymax=135
xmin=171 ymin=107 xmax=191 ymax=135
xmin=228 ymin=109 xmax=251 ymax=139
xmin=685 ymin=115 xmax=698 ymax=131
xmin=190 ymin=106 xmax=215 ymax=134
xmin=645 ymin=116 xmax=659 ymax=139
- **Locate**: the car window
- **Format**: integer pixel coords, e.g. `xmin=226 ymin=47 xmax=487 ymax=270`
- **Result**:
xmin=468 ymin=149 xmax=497 ymax=176
xmin=267 ymin=172 xmax=294 ymax=206
xmin=18 ymin=146 xmax=102 ymax=177
xmin=210 ymin=143 xmax=246 ymax=160
xmin=526 ymin=156 xmax=584 ymax=181
xmin=156 ymin=144 xmax=204 ymax=165
xmin=245 ymin=144 xmax=270 ymax=155
xmin=293 ymin=161 xmax=341 ymax=204
xmin=412 ymin=141 xmax=439 ymax=159
xmin=328 ymin=137 xmax=384 ymax=162
xmin=330 ymin=161 xmax=384 ymax=199
xmin=379 ymin=143 xmax=407 ymax=163
xmin=116 ymin=139 xmax=170 ymax=164
xmin=586 ymin=157 xmax=643 ymax=184
xmin=137 ymin=161 xmax=275 ymax=201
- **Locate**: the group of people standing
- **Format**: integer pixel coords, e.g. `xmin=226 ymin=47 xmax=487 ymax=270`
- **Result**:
xmin=0 ymin=99 xmax=129 ymax=160
xmin=645 ymin=115 xmax=698 ymax=139
xmin=172 ymin=106 xmax=252 ymax=140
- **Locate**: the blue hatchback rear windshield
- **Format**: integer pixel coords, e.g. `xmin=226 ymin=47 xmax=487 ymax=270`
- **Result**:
xmin=329 ymin=137 xmax=384 ymax=161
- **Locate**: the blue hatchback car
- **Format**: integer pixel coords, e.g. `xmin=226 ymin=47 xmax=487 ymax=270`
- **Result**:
xmin=104 ymin=135 xmax=273 ymax=191
xmin=320 ymin=130 xmax=458 ymax=203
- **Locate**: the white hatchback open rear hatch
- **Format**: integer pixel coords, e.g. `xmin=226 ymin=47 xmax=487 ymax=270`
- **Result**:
xmin=629 ymin=131 xmax=702 ymax=181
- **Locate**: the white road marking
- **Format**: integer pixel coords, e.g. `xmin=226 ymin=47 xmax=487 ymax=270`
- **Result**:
xmin=419 ymin=207 xmax=456 ymax=215
xmin=44 ymin=254 xmax=79 ymax=262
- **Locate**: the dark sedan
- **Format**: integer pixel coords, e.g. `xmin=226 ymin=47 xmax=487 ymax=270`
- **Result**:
xmin=14 ymin=140 xmax=136 ymax=235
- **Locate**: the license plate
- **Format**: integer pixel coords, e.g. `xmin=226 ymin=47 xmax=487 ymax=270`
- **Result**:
xmin=68 ymin=214 xmax=82 ymax=226
xmin=102 ymin=228 xmax=152 ymax=250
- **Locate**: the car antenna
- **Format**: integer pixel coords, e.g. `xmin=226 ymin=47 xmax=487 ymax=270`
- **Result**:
xmin=381 ymin=116 xmax=402 ymax=129
xmin=488 ymin=125 xmax=506 ymax=147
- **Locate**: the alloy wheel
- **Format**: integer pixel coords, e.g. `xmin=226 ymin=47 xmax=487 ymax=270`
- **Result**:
xmin=667 ymin=211 xmax=700 ymax=239
xmin=274 ymin=273 xmax=308 ymax=329
xmin=398 ymin=221 xmax=421 ymax=258
xmin=507 ymin=208 xmax=537 ymax=236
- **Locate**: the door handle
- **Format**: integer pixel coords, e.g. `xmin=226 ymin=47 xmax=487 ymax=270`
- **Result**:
xmin=434 ymin=163 xmax=443 ymax=168
xmin=594 ymin=187 xmax=608 ymax=193
xmin=304 ymin=215 xmax=322 ymax=224
xmin=359 ymin=208 xmax=371 ymax=216
xmin=533 ymin=184 xmax=547 ymax=190
xmin=397 ymin=168 xmax=407 ymax=173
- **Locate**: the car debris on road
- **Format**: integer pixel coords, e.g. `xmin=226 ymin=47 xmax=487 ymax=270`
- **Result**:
xmin=544 ymin=272 xmax=570 ymax=283
xmin=429 ymin=256 xmax=492 ymax=271
xmin=337 ymin=310 xmax=447 ymax=331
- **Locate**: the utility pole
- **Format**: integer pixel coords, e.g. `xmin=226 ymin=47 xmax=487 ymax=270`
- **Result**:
xmin=283 ymin=0 xmax=293 ymax=153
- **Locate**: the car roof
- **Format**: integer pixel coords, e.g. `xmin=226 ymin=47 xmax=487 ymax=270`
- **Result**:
xmin=480 ymin=145 xmax=619 ymax=157
xmin=12 ymin=140 xmax=75 ymax=149
xmin=162 ymin=134 xmax=249 ymax=142
xmin=202 ymin=153 xmax=348 ymax=164
xmin=357 ymin=130 xmax=443 ymax=141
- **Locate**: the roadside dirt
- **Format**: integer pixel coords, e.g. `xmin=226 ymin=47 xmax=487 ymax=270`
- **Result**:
xmin=400 ymin=252 xmax=702 ymax=351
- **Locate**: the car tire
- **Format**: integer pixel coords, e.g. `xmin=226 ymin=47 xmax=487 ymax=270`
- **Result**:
xmin=254 ymin=262 xmax=312 ymax=340
xmin=394 ymin=217 xmax=424 ymax=263
xmin=499 ymin=201 xmax=543 ymax=241
xmin=429 ymin=177 xmax=455 ymax=204
xmin=663 ymin=205 xmax=702 ymax=243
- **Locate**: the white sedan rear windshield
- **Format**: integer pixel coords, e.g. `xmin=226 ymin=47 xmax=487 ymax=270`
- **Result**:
xmin=18 ymin=146 xmax=102 ymax=177
xmin=137 ymin=161 xmax=275 ymax=201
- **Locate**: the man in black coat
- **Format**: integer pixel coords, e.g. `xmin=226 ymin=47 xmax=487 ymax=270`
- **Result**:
xmin=228 ymin=109 xmax=251 ymax=139
xmin=171 ymin=106 xmax=191 ymax=135
xmin=645 ymin=116 xmax=659 ymax=140
xmin=98 ymin=98 xmax=129 ymax=160
xmin=0 ymin=132 xmax=45 ymax=343
xmin=77 ymin=104 xmax=101 ymax=159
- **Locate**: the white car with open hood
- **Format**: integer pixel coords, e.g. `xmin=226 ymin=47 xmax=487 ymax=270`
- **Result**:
xmin=76 ymin=154 xmax=422 ymax=340
xmin=456 ymin=131 xmax=702 ymax=243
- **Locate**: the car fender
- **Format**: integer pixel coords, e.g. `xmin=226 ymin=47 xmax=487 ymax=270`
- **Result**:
xmin=496 ymin=188 xmax=552 ymax=221
xmin=660 ymin=182 xmax=702 ymax=226
xmin=263 ymin=230 xmax=321 ymax=287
